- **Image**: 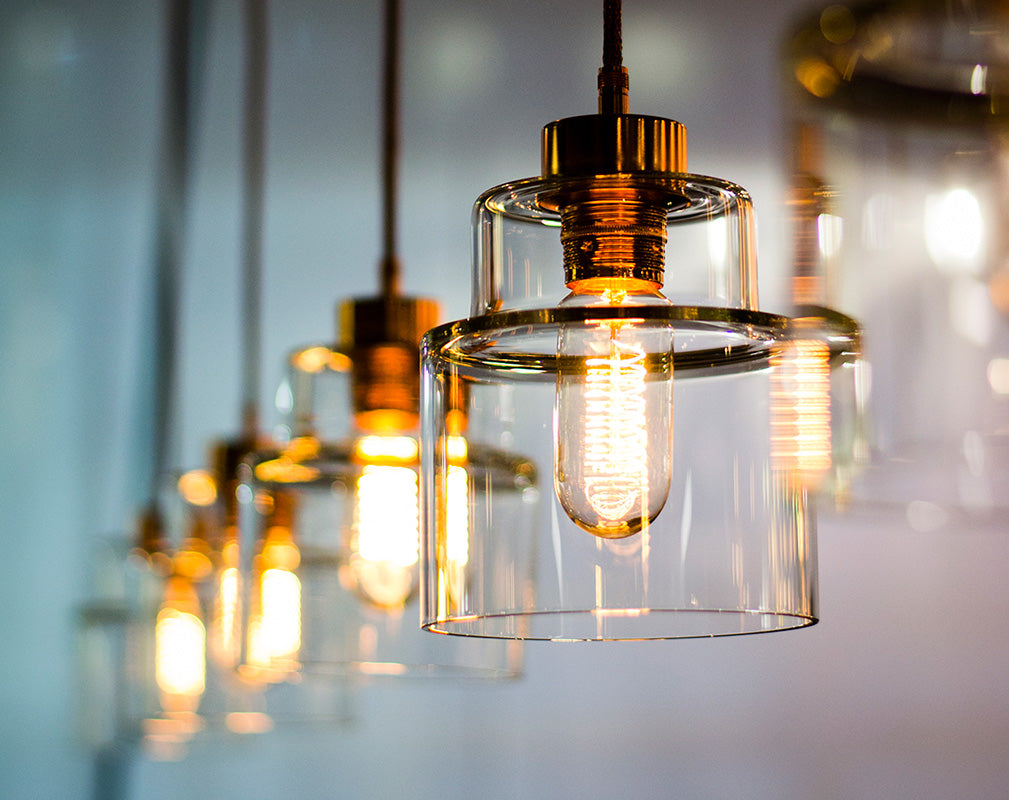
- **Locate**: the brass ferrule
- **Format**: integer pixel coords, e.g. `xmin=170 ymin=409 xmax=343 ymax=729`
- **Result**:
xmin=560 ymin=193 xmax=668 ymax=286
xmin=542 ymin=114 xmax=686 ymax=178
xmin=339 ymin=295 xmax=440 ymax=432
xmin=540 ymin=113 xmax=688 ymax=290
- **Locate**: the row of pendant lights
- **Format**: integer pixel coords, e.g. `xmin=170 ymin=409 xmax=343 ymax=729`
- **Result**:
xmin=78 ymin=0 xmax=1009 ymax=755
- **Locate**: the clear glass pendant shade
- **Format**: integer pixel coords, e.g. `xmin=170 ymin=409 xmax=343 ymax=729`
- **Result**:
xmin=235 ymin=344 xmax=522 ymax=680
xmin=420 ymin=174 xmax=820 ymax=640
xmin=785 ymin=0 xmax=1009 ymax=529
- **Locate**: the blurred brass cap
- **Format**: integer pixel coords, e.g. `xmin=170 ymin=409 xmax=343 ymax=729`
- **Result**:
xmin=339 ymin=296 xmax=440 ymax=349
xmin=339 ymin=296 xmax=441 ymax=432
xmin=542 ymin=114 xmax=687 ymax=178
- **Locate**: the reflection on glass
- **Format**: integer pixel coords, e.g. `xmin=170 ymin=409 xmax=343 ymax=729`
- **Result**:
xmin=771 ymin=337 xmax=832 ymax=487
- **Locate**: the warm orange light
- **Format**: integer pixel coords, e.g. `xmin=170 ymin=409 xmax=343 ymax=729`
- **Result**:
xmin=210 ymin=564 xmax=240 ymax=668
xmin=254 ymin=437 xmax=322 ymax=483
xmin=245 ymin=525 xmax=302 ymax=680
xmin=355 ymin=434 xmax=418 ymax=461
xmin=177 ymin=469 xmax=218 ymax=507
xmin=290 ymin=344 xmax=352 ymax=375
xmin=347 ymin=462 xmax=419 ymax=609
xmin=154 ymin=576 xmax=206 ymax=714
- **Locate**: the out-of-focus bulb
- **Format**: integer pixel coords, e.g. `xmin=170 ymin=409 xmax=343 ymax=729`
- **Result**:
xmin=209 ymin=545 xmax=240 ymax=669
xmin=346 ymin=435 xmax=420 ymax=609
xmin=246 ymin=525 xmax=301 ymax=680
xmin=554 ymin=282 xmax=674 ymax=538
xmin=155 ymin=576 xmax=206 ymax=714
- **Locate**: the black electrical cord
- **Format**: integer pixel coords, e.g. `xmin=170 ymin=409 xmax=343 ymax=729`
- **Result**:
xmin=380 ymin=0 xmax=401 ymax=300
xmin=240 ymin=0 xmax=267 ymax=437
xmin=598 ymin=0 xmax=629 ymax=115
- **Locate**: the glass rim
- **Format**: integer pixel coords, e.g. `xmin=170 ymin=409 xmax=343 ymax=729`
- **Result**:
xmin=423 ymin=305 xmax=793 ymax=379
xmin=422 ymin=609 xmax=819 ymax=642
xmin=476 ymin=173 xmax=753 ymax=225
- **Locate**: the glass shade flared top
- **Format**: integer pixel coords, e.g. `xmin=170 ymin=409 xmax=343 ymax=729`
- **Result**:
xmin=421 ymin=171 xmax=820 ymax=640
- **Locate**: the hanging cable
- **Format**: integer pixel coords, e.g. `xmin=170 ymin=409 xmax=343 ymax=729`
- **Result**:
xmin=240 ymin=0 xmax=267 ymax=437
xmin=143 ymin=0 xmax=192 ymax=540
xmin=598 ymin=0 xmax=628 ymax=115
xmin=380 ymin=0 xmax=401 ymax=299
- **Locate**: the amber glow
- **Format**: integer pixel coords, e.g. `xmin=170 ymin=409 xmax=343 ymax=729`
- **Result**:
xmin=210 ymin=564 xmax=240 ymax=667
xmin=177 ymin=469 xmax=217 ymax=506
xmin=254 ymin=437 xmax=322 ymax=483
xmin=291 ymin=344 xmax=351 ymax=374
xmin=246 ymin=566 xmax=302 ymax=677
xmin=155 ymin=577 xmax=206 ymax=713
xmin=771 ymin=338 xmax=832 ymax=484
xmin=355 ymin=434 xmax=418 ymax=461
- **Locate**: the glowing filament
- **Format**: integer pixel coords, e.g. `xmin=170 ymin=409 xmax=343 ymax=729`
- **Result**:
xmin=347 ymin=462 xmax=420 ymax=609
xmin=582 ymin=326 xmax=649 ymax=524
xmin=356 ymin=466 xmax=419 ymax=566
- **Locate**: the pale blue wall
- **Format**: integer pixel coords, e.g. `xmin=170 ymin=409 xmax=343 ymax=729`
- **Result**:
xmin=2 ymin=2 xmax=1008 ymax=799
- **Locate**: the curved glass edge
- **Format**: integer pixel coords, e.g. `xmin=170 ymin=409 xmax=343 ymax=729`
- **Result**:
xmin=422 ymin=305 xmax=795 ymax=379
xmin=235 ymin=443 xmax=527 ymax=681
xmin=787 ymin=2 xmax=1009 ymax=125
xmin=476 ymin=173 xmax=754 ymax=226
xmin=422 ymin=610 xmax=819 ymax=642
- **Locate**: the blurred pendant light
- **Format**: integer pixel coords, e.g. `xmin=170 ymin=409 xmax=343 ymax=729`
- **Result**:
xmin=784 ymin=0 xmax=1009 ymax=530
xmin=420 ymin=0 xmax=819 ymax=640
xmin=78 ymin=0 xmax=314 ymax=757
xmin=234 ymin=0 xmax=521 ymax=681
xmin=75 ymin=0 xmax=217 ymax=759
xmin=127 ymin=0 xmax=216 ymax=751
xmin=166 ymin=0 xmax=356 ymax=724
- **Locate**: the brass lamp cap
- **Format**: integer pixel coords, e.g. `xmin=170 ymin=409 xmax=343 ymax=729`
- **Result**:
xmin=339 ymin=296 xmax=440 ymax=349
xmin=339 ymin=296 xmax=440 ymax=432
xmin=542 ymin=114 xmax=687 ymax=179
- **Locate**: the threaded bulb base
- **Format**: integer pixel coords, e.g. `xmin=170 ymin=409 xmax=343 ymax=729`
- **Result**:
xmin=561 ymin=196 xmax=667 ymax=286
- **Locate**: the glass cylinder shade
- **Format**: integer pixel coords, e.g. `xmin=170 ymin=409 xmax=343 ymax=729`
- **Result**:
xmin=784 ymin=0 xmax=1009 ymax=530
xmin=235 ymin=344 xmax=522 ymax=684
xmin=420 ymin=176 xmax=819 ymax=640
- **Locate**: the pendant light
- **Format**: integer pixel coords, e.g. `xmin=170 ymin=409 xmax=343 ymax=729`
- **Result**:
xmin=420 ymin=0 xmax=819 ymax=640
xmin=784 ymin=0 xmax=1009 ymax=529
xmin=75 ymin=0 xmax=217 ymax=759
xmin=234 ymin=0 xmax=520 ymax=681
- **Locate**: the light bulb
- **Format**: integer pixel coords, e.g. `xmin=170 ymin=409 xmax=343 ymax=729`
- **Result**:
xmin=346 ymin=435 xmax=420 ymax=609
xmin=245 ymin=516 xmax=302 ymax=680
xmin=554 ymin=281 xmax=674 ymax=538
xmin=210 ymin=558 xmax=240 ymax=668
xmin=154 ymin=576 xmax=206 ymax=714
